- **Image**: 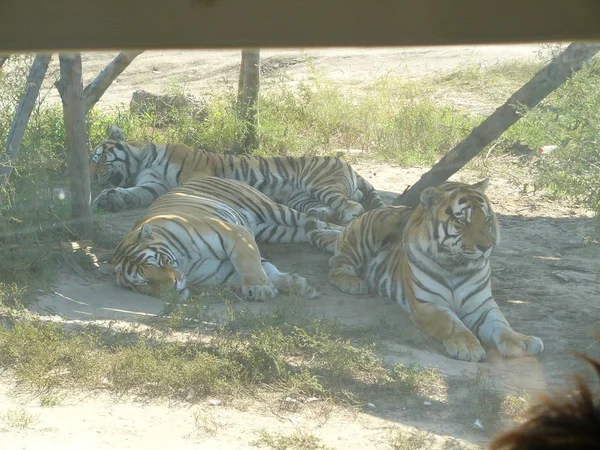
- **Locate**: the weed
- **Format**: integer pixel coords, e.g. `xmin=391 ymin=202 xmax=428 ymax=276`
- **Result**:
xmin=193 ymin=409 xmax=224 ymax=436
xmin=0 ymin=282 xmax=27 ymax=309
xmin=388 ymin=428 xmax=434 ymax=450
xmin=253 ymin=429 xmax=333 ymax=450
xmin=39 ymin=394 xmax=62 ymax=407
xmin=389 ymin=364 xmax=447 ymax=400
xmin=0 ymin=408 xmax=38 ymax=428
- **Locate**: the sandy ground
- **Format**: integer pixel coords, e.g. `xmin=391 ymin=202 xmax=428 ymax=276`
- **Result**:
xmin=3 ymin=44 xmax=600 ymax=450
xmin=39 ymin=44 xmax=551 ymax=110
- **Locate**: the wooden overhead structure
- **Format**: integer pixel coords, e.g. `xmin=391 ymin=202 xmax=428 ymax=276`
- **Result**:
xmin=0 ymin=0 xmax=598 ymax=52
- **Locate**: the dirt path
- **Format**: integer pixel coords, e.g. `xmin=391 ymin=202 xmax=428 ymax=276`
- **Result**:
xmin=4 ymin=44 xmax=600 ymax=450
xmin=39 ymin=44 xmax=549 ymax=110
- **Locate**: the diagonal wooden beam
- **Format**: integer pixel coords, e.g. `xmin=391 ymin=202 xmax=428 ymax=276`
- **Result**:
xmin=83 ymin=50 xmax=144 ymax=113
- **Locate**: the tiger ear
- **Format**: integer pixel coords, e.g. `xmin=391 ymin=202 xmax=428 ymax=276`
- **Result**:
xmin=107 ymin=125 xmax=125 ymax=141
xmin=420 ymin=186 xmax=445 ymax=208
xmin=471 ymin=178 xmax=489 ymax=193
xmin=139 ymin=223 xmax=153 ymax=240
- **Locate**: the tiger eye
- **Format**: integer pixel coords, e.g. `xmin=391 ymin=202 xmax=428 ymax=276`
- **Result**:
xmin=445 ymin=206 xmax=453 ymax=215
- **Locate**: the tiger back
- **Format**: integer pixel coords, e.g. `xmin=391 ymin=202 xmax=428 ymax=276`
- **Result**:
xmin=90 ymin=126 xmax=385 ymax=224
xmin=306 ymin=179 xmax=544 ymax=362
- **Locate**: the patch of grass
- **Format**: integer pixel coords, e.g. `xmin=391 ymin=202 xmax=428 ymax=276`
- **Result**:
xmin=0 ymin=408 xmax=38 ymax=428
xmin=264 ymin=73 xmax=456 ymax=164
xmin=388 ymin=428 xmax=434 ymax=450
xmin=193 ymin=409 xmax=224 ymax=436
xmin=389 ymin=364 xmax=447 ymax=400
xmin=0 ymin=309 xmax=448 ymax=411
xmin=253 ymin=429 xmax=333 ymax=450
xmin=39 ymin=394 xmax=62 ymax=407
xmin=434 ymin=61 xmax=542 ymax=105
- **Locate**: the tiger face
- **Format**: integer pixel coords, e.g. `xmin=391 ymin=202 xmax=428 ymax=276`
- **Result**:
xmin=417 ymin=179 xmax=498 ymax=265
xmin=114 ymin=223 xmax=190 ymax=300
xmin=89 ymin=141 xmax=135 ymax=188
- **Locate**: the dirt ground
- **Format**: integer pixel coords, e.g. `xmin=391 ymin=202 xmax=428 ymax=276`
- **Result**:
xmin=3 ymin=44 xmax=600 ymax=449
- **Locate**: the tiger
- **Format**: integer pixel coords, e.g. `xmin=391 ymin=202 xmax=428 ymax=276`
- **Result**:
xmin=304 ymin=178 xmax=544 ymax=362
xmin=113 ymin=176 xmax=342 ymax=301
xmin=89 ymin=125 xmax=385 ymax=224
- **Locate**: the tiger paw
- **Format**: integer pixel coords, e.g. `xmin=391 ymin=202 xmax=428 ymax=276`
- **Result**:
xmin=338 ymin=201 xmax=364 ymax=224
xmin=241 ymin=284 xmax=279 ymax=301
xmin=93 ymin=188 xmax=133 ymax=212
xmin=283 ymin=273 xmax=321 ymax=299
xmin=443 ymin=331 xmax=486 ymax=362
xmin=307 ymin=207 xmax=338 ymax=223
xmin=329 ymin=273 xmax=368 ymax=295
xmin=496 ymin=331 xmax=544 ymax=358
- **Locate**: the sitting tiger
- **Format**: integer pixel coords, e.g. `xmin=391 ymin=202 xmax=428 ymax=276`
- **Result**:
xmin=113 ymin=176 xmax=342 ymax=301
xmin=305 ymin=179 xmax=544 ymax=362
xmin=90 ymin=126 xmax=384 ymax=224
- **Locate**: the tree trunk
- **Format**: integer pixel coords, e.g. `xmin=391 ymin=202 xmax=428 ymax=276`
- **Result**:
xmin=0 ymin=54 xmax=52 ymax=189
xmin=237 ymin=51 xmax=246 ymax=107
xmin=83 ymin=50 xmax=144 ymax=113
xmin=393 ymin=42 xmax=600 ymax=207
xmin=237 ymin=48 xmax=260 ymax=152
xmin=55 ymin=53 xmax=93 ymax=239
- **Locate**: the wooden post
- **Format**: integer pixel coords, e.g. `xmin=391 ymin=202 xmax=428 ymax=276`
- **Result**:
xmin=0 ymin=54 xmax=52 ymax=190
xmin=55 ymin=53 xmax=93 ymax=239
xmin=83 ymin=50 xmax=144 ymax=113
xmin=393 ymin=42 xmax=600 ymax=207
xmin=237 ymin=48 xmax=260 ymax=152
xmin=237 ymin=51 xmax=246 ymax=107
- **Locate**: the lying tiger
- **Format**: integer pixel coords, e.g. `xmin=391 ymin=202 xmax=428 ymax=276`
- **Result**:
xmin=90 ymin=126 xmax=384 ymax=224
xmin=305 ymin=179 xmax=544 ymax=362
xmin=113 ymin=176 xmax=342 ymax=301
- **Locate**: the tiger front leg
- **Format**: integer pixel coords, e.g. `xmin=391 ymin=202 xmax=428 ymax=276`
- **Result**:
xmin=461 ymin=298 xmax=544 ymax=359
xmin=223 ymin=224 xmax=279 ymax=301
xmin=93 ymin=185 xmax=164 ymax=212
xmin=93 ymin=188 xmax=135 ymax=212
xmin=409 ymin=299 xmax=487 ymax=362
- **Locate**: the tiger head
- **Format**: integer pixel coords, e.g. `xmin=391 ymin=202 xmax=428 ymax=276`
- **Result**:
xmin=414 ymin=178 xmax=499 ymax=266
xmin=89 ymin=125 xmax=140 ymax=189
xmin=113 ymin=222 xmax=190 ymax=300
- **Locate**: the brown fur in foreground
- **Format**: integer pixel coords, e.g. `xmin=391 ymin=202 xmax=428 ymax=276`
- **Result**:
xmin=489 ymin=353 xmax=600 ymax=449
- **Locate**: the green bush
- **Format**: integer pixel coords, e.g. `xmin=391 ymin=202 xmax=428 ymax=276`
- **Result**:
xmin=506 ymin=60 xmax=600 ymax=213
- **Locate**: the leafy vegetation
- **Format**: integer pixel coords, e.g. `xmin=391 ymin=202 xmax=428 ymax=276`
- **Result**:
xmin=505 ymin=59 xmax=600 ymax=214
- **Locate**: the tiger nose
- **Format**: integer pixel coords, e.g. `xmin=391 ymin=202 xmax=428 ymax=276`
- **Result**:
xmin=476 ymin=244 xmax=491 ymax=253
